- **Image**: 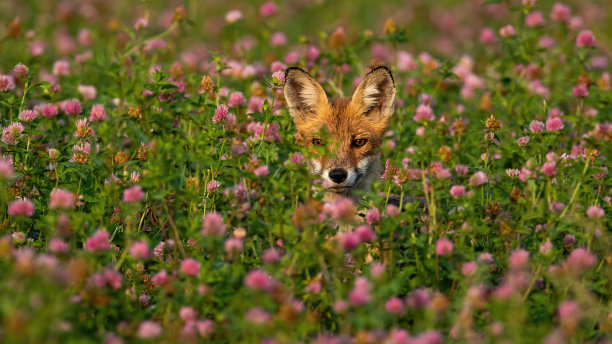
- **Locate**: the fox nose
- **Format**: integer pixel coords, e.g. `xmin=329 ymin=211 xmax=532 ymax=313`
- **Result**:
xmin=329 ymin=168 xmax=348 ymax=183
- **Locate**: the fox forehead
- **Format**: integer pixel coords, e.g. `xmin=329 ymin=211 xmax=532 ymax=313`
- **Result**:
xmin=295 ymin=97 xmax=386 ymax=142
xmin=297 ymin=97 xmax=385 ymax=172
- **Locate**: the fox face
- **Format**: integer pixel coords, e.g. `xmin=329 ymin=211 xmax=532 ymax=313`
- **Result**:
xmin=284 ymin=66 xmax=396 ymax=201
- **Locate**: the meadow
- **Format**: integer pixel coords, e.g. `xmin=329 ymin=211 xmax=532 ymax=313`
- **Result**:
xmin=0 ymin=0 xmax=611 ymax=342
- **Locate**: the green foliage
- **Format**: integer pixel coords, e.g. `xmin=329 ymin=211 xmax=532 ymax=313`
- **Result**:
xmin=0 ymin=0 xmax=611 ymax=343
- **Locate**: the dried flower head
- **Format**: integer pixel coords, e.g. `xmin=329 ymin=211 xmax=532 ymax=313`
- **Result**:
xmin=484 ymin=114 xmax=501 ymax=132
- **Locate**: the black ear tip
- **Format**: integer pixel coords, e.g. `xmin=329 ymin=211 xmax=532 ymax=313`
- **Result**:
xmin=284 ymin=66 xmax=310 ymax=81
xmin=369 ymin=65 xmax=394 ymax=84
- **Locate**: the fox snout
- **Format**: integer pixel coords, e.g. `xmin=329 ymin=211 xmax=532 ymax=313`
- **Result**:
xmin=310 ymin=156 xmax=374 ymax=195
xmin=323 ymin=165 xmax=360 ymax=193
xmin=324 ymin=166 xmax=356 ymax=193
xmin=328 ymin=168 xmax=347 ymax=183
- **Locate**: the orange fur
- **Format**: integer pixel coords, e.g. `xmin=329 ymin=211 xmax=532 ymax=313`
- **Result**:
xmin=284 ymin=66 xmax=396 ymax=202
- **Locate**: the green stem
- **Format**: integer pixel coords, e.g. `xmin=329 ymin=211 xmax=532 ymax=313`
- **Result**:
xmin=421 ymin=168 xmax=436 ymax=231
xmin=18 ymin=82 xmax=29 ymax=113
xmin=256 ymin=87 xmax=278 ymax=154
xmin=23 ymin=127 xmax=32 ymax=171
xmin=163 ymin=201 xmax=186 ymax=258
xmin=560 ymin=157 xmax=590 ymax=218
xmin=137 ymin=207 xmax=147 ymax=237
xmin=114 ymin=245 xmax=130 ymax=270
xmin=435 ymin=254 xmax=440 ymax=286
xmin=122 ymin=21 xmax=179 ymax=57
xmin=522 ymin=264 xmax=541 ymax=302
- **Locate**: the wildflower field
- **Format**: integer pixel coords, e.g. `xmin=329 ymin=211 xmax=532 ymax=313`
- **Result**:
xmin=1 ymin=0 xmax=611 ymax=343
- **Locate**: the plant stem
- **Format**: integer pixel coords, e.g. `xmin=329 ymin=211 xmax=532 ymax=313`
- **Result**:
xmin=256 ymin=86 xmax=278 ymax=154
xmin=163 ymin=201 xmax=187 ymax=257
xmin=122 ymin=21 xmax=179 ymax=57
xmin=560 ymin=157 xmax=590 ymax=218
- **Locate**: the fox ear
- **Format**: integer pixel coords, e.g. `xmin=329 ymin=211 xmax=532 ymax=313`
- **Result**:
xmin=283 ymin=67 xmax=329 ymax=121
xmin=350 ymin=66 xmax=396 ymax=120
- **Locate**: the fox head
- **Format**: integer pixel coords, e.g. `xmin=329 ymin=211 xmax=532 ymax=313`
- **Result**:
xmin=284 ymin=66 xmax=396 ymax=201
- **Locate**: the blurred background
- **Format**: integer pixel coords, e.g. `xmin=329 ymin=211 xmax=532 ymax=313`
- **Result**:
xmin=1 ymin=0 xmax=610 ymax=65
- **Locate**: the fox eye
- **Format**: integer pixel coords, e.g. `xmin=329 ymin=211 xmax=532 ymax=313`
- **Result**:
xmin=352 ymin=138 xmax=368 ymax=147
xmin=312 ymin=138 xmax=323 ymax=146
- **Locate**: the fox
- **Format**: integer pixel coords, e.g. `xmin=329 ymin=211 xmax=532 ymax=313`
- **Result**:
xmin=283 ymin=66 xmax=396 ymax=204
